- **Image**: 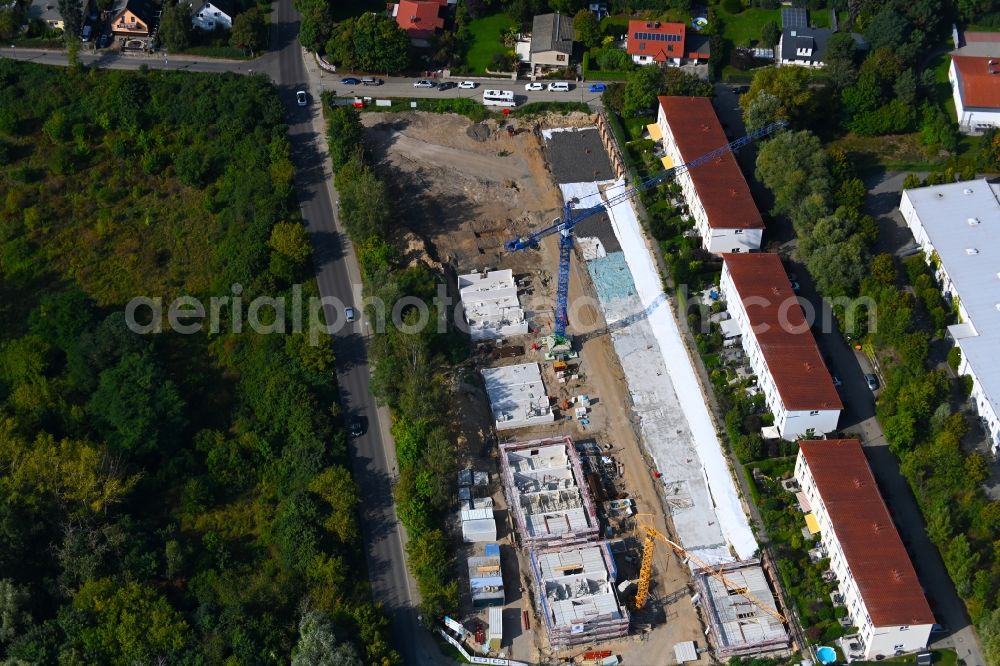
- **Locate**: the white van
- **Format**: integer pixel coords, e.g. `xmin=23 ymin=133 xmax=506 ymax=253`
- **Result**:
xmin=547 ymin=81 xmax=570 ymax=92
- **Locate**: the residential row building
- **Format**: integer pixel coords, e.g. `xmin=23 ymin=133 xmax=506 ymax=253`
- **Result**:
xmin=720 ymin=253 xmax=842 ymax=440
xmin=948 ymin=32 xmax=1000 ymax=133
xmin=796 ymin=440 xmax=934 ymax=659
xmin=529 ymin=12 xmax=575 ymax=72
xmin=899 ymin=177 xmax=1000 ymax=454
xmin=388 ymin=0 xmax=453 ymax=45
xmin=654 ymin=95 xmax=765 ymax=254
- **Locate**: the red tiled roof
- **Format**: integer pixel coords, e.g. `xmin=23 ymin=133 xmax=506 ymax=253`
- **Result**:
xmin=393 ymin=0 xmax=444 ymax=38
xmin=722 ymin=253 xmax=842 ymax=411
xmin=627 ymin=20 xmax=686 ymax=62
xmin=952 ymin=55 xmax=1000 ymax=109
xmin=965 ymin=31 xmax=1000 ymax=44
xmin=658 ymin=96 xmax=763 ymax=230
xmin=799 ymin=440 xmax=935 ymax=628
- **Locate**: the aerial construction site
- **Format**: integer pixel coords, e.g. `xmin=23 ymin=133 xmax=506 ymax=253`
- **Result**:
xmin=362 ymin=110 xmax=791 ymax=664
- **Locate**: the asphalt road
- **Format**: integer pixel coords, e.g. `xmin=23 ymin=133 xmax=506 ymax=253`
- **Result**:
xmin=266 ymin=4 xmax=440 ymax=664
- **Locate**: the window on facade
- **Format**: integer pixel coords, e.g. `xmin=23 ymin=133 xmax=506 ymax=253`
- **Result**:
xmin=734 ymin=229 xmax=743 ymax=234
xmin=809 ymin=410 xmax=820 ymax=415
xmin=900 ymin=626 xmax=909 ymax=631
xmin=556 ymin=54 xmax=566 ymax=61
xmin=894 ymin=644 xmax=904 ymax=651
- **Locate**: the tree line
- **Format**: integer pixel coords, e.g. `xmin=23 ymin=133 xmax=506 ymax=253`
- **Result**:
xmin=0 ymin=61 xmax=397 ymax=664
xmin=327 ymin=103 xmax=462 ymax=622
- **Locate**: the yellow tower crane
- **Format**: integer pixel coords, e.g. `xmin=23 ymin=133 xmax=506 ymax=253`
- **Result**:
xmin=633 ymin=522 xmax=786 ymax=625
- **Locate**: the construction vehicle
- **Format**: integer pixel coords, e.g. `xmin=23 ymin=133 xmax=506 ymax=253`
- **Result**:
xmin=504 ymin=120 xmax=788 ymax=340
xmin=635 ymin=520 xmax=785 ymax=625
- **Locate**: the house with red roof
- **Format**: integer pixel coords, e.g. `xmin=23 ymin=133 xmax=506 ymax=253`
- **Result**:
xmin=795 ymin=440 xmax=934 ymax=660
xmin=720 ymin=253 xmax=843 ymax=440
xmin=625 ymin=19 xmax=709 ymax=66
xmin=654 ymin=96 xmax=764 ymax=253
xmin=949 ymin=53 xmax=1000 ymax=133
xmin=388 ymin=0 xmax=447 ymax=45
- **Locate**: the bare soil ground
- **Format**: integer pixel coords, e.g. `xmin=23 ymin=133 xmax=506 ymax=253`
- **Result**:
xmin=362 ymin=111 xmax=710 ymax=664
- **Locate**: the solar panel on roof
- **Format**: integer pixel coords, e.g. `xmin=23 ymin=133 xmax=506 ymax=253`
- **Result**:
xmin=781 ymin=7 xmax=807 ymax=28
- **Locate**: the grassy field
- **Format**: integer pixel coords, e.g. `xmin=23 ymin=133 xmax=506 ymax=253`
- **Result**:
xmin=464 ymin=14 xmax=516 ymax=74
xmin=718 ymin=6 xmax=779 ymax=47
xmin=811 ymin=9 xmax=848 ymax=29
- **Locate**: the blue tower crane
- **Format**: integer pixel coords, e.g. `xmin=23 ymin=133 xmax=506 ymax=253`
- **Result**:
xmin=505 ymin=120 xmax=788 ymax=339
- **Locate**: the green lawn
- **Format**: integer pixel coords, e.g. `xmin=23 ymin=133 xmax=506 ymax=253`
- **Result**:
xmin=852 ymin=649 xmax=957 ymax=666
xmin=811 ymin=9 xmax=848 ymax=29
xmin=718 ymin=6 xmax=780 ymax=48
xmin=464 ymin=14 xmax=516 ymax=74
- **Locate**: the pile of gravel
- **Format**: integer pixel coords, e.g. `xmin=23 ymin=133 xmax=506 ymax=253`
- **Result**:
xmin=466 ymin=123 xmax=490 ymax=142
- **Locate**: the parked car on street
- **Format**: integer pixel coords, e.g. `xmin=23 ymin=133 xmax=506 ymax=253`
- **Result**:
xmin=296 ymin=90 xmax=307 ymax=107
xmin=547 ymin=81 xmax=570 ymax=92
xmin=98 ymin=33 xmax=109 ymax=48
xmin=413 ymin=79 xmax=435 ymax=88
xmin=340 ymin=77 xmax=361 ymax=85
xmin=588 ymin=83 xmax=606 ymax=92
xmin=345 ymin=306 xmax=356 ymax=323
xmin=458 ymin=80 xmax=478 ymax=89
xmin=361 ymin=77 xmax=383 ymax=86
xmin=348 ymin=417 xmax=365 ymax=438
xmin=865 ymin=373 xmax=880 ymax=391
xmin=525 ymin=82 xmax=544 ymax=91
xmin=437 ymin=81 xmax=457 ymax=91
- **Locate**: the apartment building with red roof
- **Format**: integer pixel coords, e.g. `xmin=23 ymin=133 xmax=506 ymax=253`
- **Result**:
xmin=655 ymin=96 xmax=764 ymax=254
xmin=719 ymin=253 xmax=842 ymax=439
xmin=795 ymin=440 xmax=934 ymax=660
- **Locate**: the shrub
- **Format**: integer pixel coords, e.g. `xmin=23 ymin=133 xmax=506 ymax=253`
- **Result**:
xmin=947 ymin=347 xmax=961 ymax=372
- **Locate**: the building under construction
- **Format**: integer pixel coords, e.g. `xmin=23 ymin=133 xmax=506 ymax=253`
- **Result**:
xmin=527 ymin=543 xmax=630 ymax=649
xmin=499 ymin=436 xmax=600 ymax=549
xmin=695 ymin=560 xmax=789 ymax=658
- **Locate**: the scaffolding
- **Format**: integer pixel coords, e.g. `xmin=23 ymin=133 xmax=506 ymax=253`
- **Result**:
xmin=499 ymin=436 xmax=600 ymax=549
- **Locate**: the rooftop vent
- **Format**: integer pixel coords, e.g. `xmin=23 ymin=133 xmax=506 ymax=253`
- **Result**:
xmin=994 ymin=303 xmax=1000 ymax=312
xmin=853 ymin=478 xmax=863 ymax=488
xmin=967 ymin=248 xmax=980 ymax=255
xmin=969 ymin=217 xmax=981 ymax=225
xmin=646 ymin=22 xmax=653 ymax=28
xmin=654 ymin=21 xmax=660 ymax=27
xmin=935 ymin=192 xmax=944 ymax=199
xmin=872 ymin=521 xmax=883 ymax=533
xmin=892 ymin=569 xmax=904 ymax=581
xmin=964 ymin=188 xmax=975 ymax=194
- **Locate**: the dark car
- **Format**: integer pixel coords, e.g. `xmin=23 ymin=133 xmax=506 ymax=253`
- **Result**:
xmin=361 ymin=77 xmax=383 ymax=86
xmin=98 ymin=33 xmax=109 ymax=48
xmin=348 ymin=417 xmax=365 ymax=438
xmin=340 ymin=77 xmax=361 ymax=85
xmin=437 ymin=81 xmax=457 ymax=91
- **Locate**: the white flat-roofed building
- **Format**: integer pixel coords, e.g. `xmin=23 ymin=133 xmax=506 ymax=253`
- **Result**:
xmin=796 ymin=440 xmax=934 ymax=660
xmin=482 ymin=363 xmax=554 ymax=430
xmin=899 ymin=178 xmax=1000 ymax=453
xmin=458 ymin=270 xmax=529 ymax=341
xmin=528 ymin=542 xmax=629 ymax=647
xmin=720 ymin=253 xmax=843 ymax=439
xmin=499 ymin=436 xmax=599 ymax=548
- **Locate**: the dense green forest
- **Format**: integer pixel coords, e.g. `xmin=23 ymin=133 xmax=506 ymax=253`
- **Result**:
xmin=0 ymin=61 xmax=397 ymax=664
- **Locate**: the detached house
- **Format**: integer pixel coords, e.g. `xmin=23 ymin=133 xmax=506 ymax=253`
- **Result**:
xmin=530 ymin=13 xmax=574 ymax=71
xmin=625 ymin=20 xmax=709 ymax=66
xmin=389 ymin=0 xmax=448 ymax=46
xmin=192 ymin=0 xmax=234 ymax=30
xmin=109 ymin=0 xmax=157 ymax=45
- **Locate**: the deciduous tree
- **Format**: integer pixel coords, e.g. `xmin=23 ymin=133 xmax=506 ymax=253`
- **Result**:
xmin=573 ymin=9 xmax=600 ymax=48
xmin=231 ymin=6 xmax=265 ymax=54
xmin=158 ymin=2 xmax=192 ymax=51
